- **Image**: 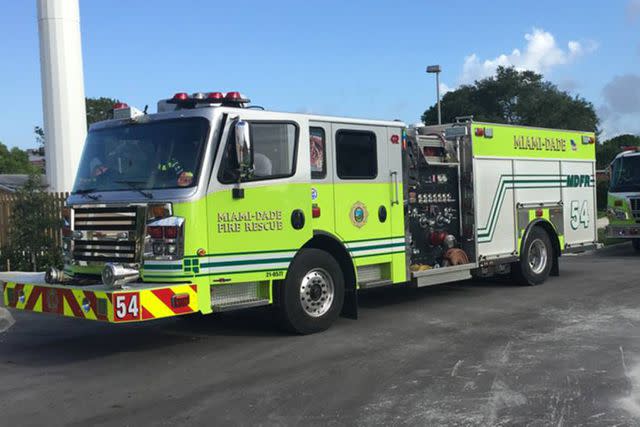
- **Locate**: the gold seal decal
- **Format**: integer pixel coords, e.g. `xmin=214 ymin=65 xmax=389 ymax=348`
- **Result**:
xmin=350 ymin=202 xmax=368 ymax=228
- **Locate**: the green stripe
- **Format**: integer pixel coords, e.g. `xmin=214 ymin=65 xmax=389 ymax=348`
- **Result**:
xmin=196 ymin=268 xmax=287 ymax=277
xmin=201 ymin=257 xmax=292 ymax=268
xmin=348 ymin=242 xmax=405 ymax=252
xmin=478 ymin=176 xmax=571 ymax=240
xmin=143 ymin=264 xmax=182 ymax=271
xmin=353 ymin=250 xmax=405 ymax=259
xmin=478 ymin=174 xmax=594 ymax=242
xmin=184 ymin=248 xmax=296 ymax=258
xmin=344 ymin=236 xmax=405 ymax=244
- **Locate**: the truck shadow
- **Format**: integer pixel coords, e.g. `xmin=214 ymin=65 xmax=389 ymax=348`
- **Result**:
xmin=0 ymin=263 xmax=586 ymax=368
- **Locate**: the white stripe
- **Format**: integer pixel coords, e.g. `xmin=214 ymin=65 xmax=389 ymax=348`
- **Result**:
xmin=200 ymin=251 xmax=296 ymax=264
xmin=350 ymin=247 xmax=404 ymax=257
xmin=346 ymin=238 xmax=405 ymax=250
xmin=199 ymin=261 xmax=291 ymax=274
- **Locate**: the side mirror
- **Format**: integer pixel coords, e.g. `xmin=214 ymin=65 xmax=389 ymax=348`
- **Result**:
xmin=235 ymin=120 xmax=252 ymax=178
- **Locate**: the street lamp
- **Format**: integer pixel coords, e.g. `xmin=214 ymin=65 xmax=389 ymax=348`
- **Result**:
xmin=426 ymin=65 xmax=442 ymax=125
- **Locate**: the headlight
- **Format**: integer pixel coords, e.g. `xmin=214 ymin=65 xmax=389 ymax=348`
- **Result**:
xmin=144 ymin=216 xmax=185 ymax=261
xmin=614 ymin=208 xmax=628 ymax=220
xmin=608 ymin=207 xmax=629 ymax=221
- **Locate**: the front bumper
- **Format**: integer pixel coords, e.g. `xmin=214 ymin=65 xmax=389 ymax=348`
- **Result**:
xmin=605 ymin=225 xmax=640 ymax=239
xmin=1 ymin=273 xmax=198 ymax=323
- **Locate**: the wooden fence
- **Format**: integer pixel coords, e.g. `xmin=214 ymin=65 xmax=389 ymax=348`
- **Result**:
xmin=0 ymin=192 xmax=69 ymax=249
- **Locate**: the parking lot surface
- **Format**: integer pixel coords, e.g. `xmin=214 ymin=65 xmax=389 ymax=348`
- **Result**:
xmin=1 ymin=244 xmax=639 ymax=426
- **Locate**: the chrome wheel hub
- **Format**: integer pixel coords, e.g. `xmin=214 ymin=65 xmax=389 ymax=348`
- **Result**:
xmin=299 ymin=268 xmax=334 ymax=317
xmin=528 ymin=238 xmax=548 ymax=275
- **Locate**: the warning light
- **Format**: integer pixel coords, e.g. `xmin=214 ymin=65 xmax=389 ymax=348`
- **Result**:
xmin=172 ymin=92 xmax=189 ymax=101
xmin=391 ymin=134 xmax=400 ymax=144
xmin=475 ymin=127 xmax=485 ymax=137
xmin=535 ymin=208 xmax=544 ymax=218
xmin=112 ymin=102 xmax=129 ymax=110
xmin=171 ymin=293 xmax=190 ymax=308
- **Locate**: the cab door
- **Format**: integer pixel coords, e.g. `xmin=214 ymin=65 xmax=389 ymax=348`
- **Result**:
xmin=206 ymin=111 xmax=312 ymax=284
xmin=332 ymin=124 xmax=402 ymax=284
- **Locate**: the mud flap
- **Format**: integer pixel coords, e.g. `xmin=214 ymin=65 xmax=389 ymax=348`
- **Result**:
xmin=551 ymin=257 xmax=560 ymax=277
xmin=341 ymin=288 xmax=358 ymax=320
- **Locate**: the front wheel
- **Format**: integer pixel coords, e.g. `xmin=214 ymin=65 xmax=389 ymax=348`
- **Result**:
xmin=512 ymin=226 xmax=554 ymax=286
xmin=278 ymin=249 xmax=345 ymax=334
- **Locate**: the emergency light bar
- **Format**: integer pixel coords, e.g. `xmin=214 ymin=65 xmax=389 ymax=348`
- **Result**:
xmin=166 ymin=91 xmax=251 ymax=108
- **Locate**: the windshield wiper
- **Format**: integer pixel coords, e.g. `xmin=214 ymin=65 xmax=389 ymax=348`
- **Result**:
xmin=115 ymin=180 xmax=153 ymax=199
xmin=72 ymin=188 xmax=101 ymax=200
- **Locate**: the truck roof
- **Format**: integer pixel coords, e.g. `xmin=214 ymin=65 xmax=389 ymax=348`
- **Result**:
xmin=613 ymin=149 xmax=640 ymax=161
xmin=90 ymin=104 xmax=407 ymax=131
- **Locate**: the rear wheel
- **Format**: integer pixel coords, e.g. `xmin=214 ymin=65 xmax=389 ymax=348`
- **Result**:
xmin=279 ymin=249 xmax=344 ymax=334
xmin=513 ymin=226 xmax=554 ymax=286
xmin=632 ymin=239 xmax=640 ymax=253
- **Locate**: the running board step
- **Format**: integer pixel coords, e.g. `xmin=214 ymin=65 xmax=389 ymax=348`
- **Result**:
xmin=412 ymin=264 xmax=475 ymax=287
xmin=359 ymin=279 xmax=393 ymax=290
xmin=211 ymin=282 xmax=270 ymax=312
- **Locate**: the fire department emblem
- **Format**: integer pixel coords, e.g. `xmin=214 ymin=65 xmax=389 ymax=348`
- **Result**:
xmin=350 ymin=202 xmax=368 ymax=228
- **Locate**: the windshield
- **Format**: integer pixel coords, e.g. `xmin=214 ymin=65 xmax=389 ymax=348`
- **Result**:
xmin=610 ymin=155 xmax=640 ymax=193
xmin=73 ymin=118 xmax=209 ymax=193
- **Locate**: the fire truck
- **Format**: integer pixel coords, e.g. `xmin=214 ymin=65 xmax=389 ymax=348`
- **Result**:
xmin=605 ymin=147 xmax=640 ymax=251
xmin=0 ymin=92 xmax=597 ymax=333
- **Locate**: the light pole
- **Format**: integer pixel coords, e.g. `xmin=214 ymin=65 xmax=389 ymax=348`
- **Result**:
xmin=426 ymin=65 xmax=442 ymax=125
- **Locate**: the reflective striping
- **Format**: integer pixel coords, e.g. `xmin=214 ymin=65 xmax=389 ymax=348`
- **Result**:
xmin=2 ymin=281 xmax=197 ymax=323
xmin=345 ymin=237 xmax=405 ymax=258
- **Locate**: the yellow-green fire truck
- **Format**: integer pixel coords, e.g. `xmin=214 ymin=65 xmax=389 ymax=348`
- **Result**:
xmin=605 ymin=147 xmax=640 ymax=251
xmin=0 ymin=92 xmax=597 ymax=333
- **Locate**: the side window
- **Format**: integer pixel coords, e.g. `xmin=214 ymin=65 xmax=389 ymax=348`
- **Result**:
xmin=310 ymin=127 xmax=326 ymax=179
xmin=218 ymin=122 xmax=298 ymax=183
xmin=336 ymin=130 xmax=377 ymax=179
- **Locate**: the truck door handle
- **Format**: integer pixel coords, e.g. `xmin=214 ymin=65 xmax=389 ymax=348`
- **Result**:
xmin=391 ymin=171 xmax=399 ymax=205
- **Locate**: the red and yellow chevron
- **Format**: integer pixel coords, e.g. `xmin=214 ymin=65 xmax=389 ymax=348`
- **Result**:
xmin=1 ymin=281 xmax=198 ymax=323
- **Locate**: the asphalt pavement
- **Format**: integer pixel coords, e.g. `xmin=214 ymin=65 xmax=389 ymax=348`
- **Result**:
xmin=1 ymin=243 xmax=640 ymax=426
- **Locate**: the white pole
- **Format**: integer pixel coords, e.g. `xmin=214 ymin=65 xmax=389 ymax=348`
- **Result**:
xmin=37 ymin=0 xmax=87 ymax=193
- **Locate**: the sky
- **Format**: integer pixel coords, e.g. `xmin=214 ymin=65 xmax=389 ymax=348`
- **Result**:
xmin=0 ymin=0 xmax=639 ymax=150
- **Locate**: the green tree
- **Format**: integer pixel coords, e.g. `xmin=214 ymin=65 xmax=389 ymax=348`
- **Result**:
xmin=34 ymin=96 xmax=121 ymax=144
xmin=85 ymin=96 xmax=119 ymax=127
xmin=422 ymin=67 xmax=599 ymax=133
xmin=0 ymin=174 xmax=62 ymax=271
xmin=0 ymin=142 xmax=36 ymax=174
xmin=596 ymin=134 xmax=640 ymax=169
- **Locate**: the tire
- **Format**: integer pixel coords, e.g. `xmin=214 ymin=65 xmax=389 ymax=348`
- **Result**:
xmin=278 ymin=248 xmax=345 ymax=334
xmin=512 ymin=226 xmax=554 ymax=286
xmin=633 ymin=239 xmax=640 ymax=253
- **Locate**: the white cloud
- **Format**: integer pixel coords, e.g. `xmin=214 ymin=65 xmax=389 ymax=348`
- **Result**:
xmin=439 ymin=82 xmax=453 ymax=95
xmin=459 ymin=28 xmax=597 ymax=84
xmin=628 ymin=0 xmax=640 ymax=23
xmin=599 ymin=74 xmax=640 ymax=139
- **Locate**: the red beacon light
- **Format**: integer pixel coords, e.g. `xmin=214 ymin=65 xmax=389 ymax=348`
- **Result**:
xmin=112 ymin=102 xmax=129 ymax=110
xmin=223 ymin=91 xmax=251 ymax=105
xmin=172 ymin=92 xmax=189 ymax=101
xmin=207 ymin=92 xmax=224 ymax=101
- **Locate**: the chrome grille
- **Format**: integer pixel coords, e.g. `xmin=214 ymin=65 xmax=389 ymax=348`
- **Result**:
xmin=72 ymin=206 xmax=144 ymax=263
xmin=631 ymin=198 xmax=640 ymax=222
